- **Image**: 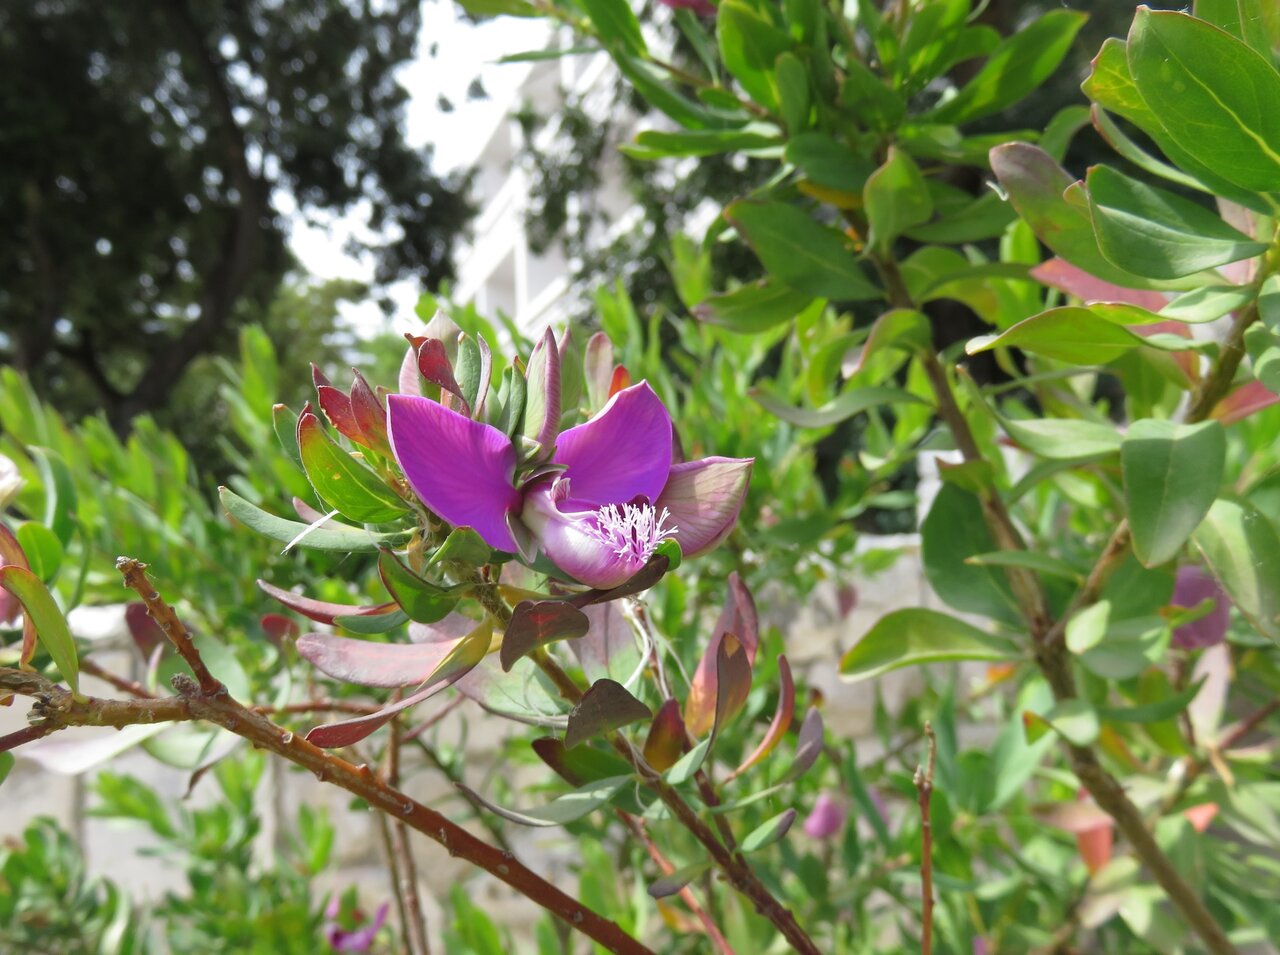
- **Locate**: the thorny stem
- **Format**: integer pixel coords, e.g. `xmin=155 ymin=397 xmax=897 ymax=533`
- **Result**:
xmin=873 ymin=250 xmax=1242 ymax=955
xmin=13 ymin=559 xmax=655 ymax=955
xmin=914 ymin=723 xmax=937 ymax=955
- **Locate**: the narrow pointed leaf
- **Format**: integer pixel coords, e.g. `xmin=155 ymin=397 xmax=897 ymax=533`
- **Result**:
xmin=257 ymin=579 xmax=396 ymax=624
xmin=297 ymin=632 xmax=472 ymax=688
xmin=642 ymin=699 xmax=688 ymax=772
xmin=219 ymin=487 xmax=409 ymax=552
xmin=712 ymin=633 xmax=752 ymax=735
xmin=532 ymin=737 xmax=635 ymax=786
xmin=648 ymin=862 xmax=712 ymax=899
xmin=417 ymin=338 xmax=469 ymax=415
xmin=564 ymin=678 xmax=652 ymax=749
xmin=522 ymin=328 xmax=562 ymax=450
xmin=785 ymin=706 xmax=825 ymax=782
xmin=350 ymin=371 xmax=391 ymax=455
xmin=666 ymin=737 xmax=711 ymax=786
xmin=0 ymin=565 xmax=78 ymax=694
xmin=457 ymin=775 xmax=632 ymax=828
xmin=728 ymin=655 xmax=794 ymax=781
xmin=333 ymin=608 xmax=411 ymax=634
xmin=297 ymin=412 xmax=410 ymax=524
xmin=377 ymin=550 xmax=460 ymax=624
xmin=751 ymin=384 xmax=926 ymax=429
xmin=740 ymin=808 xmax=798 ymax=853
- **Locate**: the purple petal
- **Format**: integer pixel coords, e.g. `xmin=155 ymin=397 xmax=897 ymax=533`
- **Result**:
xmin=803 ymin=792 xmax=847 ymax=839
xmin=1172 ymin=566 xmax=1231 ymax=649
xmin=387 ymin=394 xmax=520 ymax=551
xmin=553 ymin=382 xmax=672 ymax=506
xmin=656 ymin=457 xmax=753 ymax=558
xmin=522 ymin=483 xmax=649 ymax=589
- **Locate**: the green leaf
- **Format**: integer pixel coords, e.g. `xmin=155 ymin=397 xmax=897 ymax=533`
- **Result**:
xmin=273 ymin=403 xmax=304 ymax=469
xmin=966 ymin=550 xmax=1082 ymax=581
xmin=864 ymin=146 xmax=933 ymax=253
xmin=0 ymin=565 xmax=78 ymax=694
xmin=997 ymin=416 xmax=1122 ymax=461
xmin=579 ymin=0 xmax=645 ymax=56
xmin=922 ymin=485 xmax=1022 ymax=625
xmin=297 ymin=413 xmax=409 ymax=524
xmin=694 ymin=281 xmax=815 ymax=334
xmin=840 ymin=608 xmax=1019 ymax=682
xmin=927 ymin=10 xmax=1086 ymax=123
xmin=1099 ymin=676 xmax=1207 ymax=724
xmin=718 ymin=1 xmax=792 ymax=111
xmin=786 ymin=133 xmax=875 ymax=194
xmin=15 ymin=522 xmax=63 ymax=582
xmin=1086 ymin=165 xmax=1267 ymax=279
xmin=1066 ymin=600 xmax=1111 ymax=655
xmin=1078 ymin=618 xmax=1169 ymax=679
xmin=0 ymin=751 xmax=13 ymax=788
xmin=727 ymin=200 xmax=880 ymax=300
xmin=840 ymin=56 xmax=904 ymax=131
xmin=622 ymin=127 xmax=781 ymax=160
xmin=1129 ymin=9 xmax=1280 ymax=194
xmin=1122 ymin=419 xmax=1225 ymax=567
xmin=741 ymin=809 xmax=798 ymax=853
xmin=968 ymin=306 xmax=1193 ymax=366
xmin=1193 ymin=498 xmax=1280 ymax=643
xmin=1030 ymin=699 xmax=1099 ymax=747
xmin=377 ymin=551 xmax=460 ymax=624
xmin=30 ymin=447 xmax=76 ymax=547
xmin=649 ymin=862 xmax=713 ymax=899
xmin=775 ymin=52 xmax=810 ymax=132
xmin=334 ymin=608 xmax=410 ymax=634
xmin=666 ymin=737 xmax=712 ymax=785
xmin=429 ymin=526 xmax=495 ymax=566
xmin=219 ymin=487 xmax=409 ymax=553
xmin=1194 ymin=0 xmax=1280 ymax=57
xmin=459 ymin=775 xmax=632 ymax=828
xmin=751 ymin=385 xmax=926 ymax=428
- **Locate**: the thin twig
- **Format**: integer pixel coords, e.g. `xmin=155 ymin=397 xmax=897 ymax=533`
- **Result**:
xmin=117 ymin=557 xmax=222 ymax=696
xmin=80 ymin=657 xmax=155 ymax=699
xmin=386 ymin=713 xmax=431 ymax=955
xmin=914 ymin=723 xmax=937 ymax=955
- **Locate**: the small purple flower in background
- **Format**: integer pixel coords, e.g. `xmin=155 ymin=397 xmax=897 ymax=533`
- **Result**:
xmin=324 ymin=897 xmax=389 ymax=953
xmin=803 ymin=792 xmax=847 ymax=839
xmin=1172 ymin=566 xmax=1231 ymax=649
xmin=388 ymin=379 xmax=752 ymax=589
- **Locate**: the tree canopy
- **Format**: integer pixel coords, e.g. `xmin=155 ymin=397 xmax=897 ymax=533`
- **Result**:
xmin=0 ymin=0 xmax=472 ymax=429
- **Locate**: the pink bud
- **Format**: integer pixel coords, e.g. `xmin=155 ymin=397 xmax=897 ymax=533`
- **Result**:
xmin=803 ymin=792 xmax=847 ymax=839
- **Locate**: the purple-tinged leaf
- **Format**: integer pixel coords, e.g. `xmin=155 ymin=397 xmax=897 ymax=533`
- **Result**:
xmin=522 ymin=328 xmax=562 ymax=450
xmin=259 ymin=613 xmax=298 ymax=647
xmin=583 ymin=332 xmax=615 ymax=412
xmin=350 ymin=370 xmax=391 ymax=456
xmin=1211 ymin=380 xmax=1280 ymax=425
xmin=685 ymin=572 xmax=759 ymax=736
xmin=311 ymin=363 xmax=333 ymax=390
xmin=571 ymin=601 xmax=641 ymax=684
xmin=1034 ymin=799 xmax=1113 ymax=834
xmin=786 ymin=707 xmax=824 ymax=781
xmin=125 ymin=601 xmax=167 ymax=657
xmin=642 ymin=699 xmax=687 ymax=772
xmin=1030 ymin=258 xmax=1167 ymax=310
xmin=291 ymin=496 xmax=330 ymax=524
xmin=297 ymin=632 xmax=466 ymax=688
xmin=740 ymin=808 xmax=798 ymax=854
xmin=474 ymin=333 xmax=493 ymax=416
xmin=500 ymin=600 xmax=591 ymax=671
xmin=409 ymin=611 xmax=478 ymax=644
xmin=398 ymin=341 xmax=423 ymax=396
xmin=532 ymin=737 xmax=635 ymax=786
xmin=456 ymin=775 xmax=631 ymax=827
xmin=0 ymin=522 xmax=32 ymax=653
xmin=567 ymin=555 xmax=670 ymax=608
xmin=712 ymin=634 xmax=752 ymax=735
xmin=316 ymin=383 xmax=363 ymax=445
xmin=305 ymin=619 xmax=491 ymax=747
xmin=257 ymin=579 xmax=396 ymax=625
xmin=417 ymin=339 xmax=470 ymax=416
xmin=648 ymin=862 xmax=711 ymax=899
xmin=728 ymin=655 xmax=794 ymax=781
xmin=564 ymin=678 xmax=652 ymax=749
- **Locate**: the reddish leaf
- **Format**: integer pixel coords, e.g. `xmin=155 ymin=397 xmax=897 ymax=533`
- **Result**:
xmin=125 ymin=601 xmax=166 ymax=658
xmin=728 ymin=654 xmax=794 ymax=781
xmin=305 ymin=621 xmax=490 ymax=748
xmin=564 ymin=678 xmax=652 ymax=749
xmin=1030 ymin=258 xmax=1167 ymax=310
xmin=712 ymin=634 xmax=752 ymax=734
xmin=608 ymin=365 xmax=631 ymax=399
xmin=568 ymin=555 xmax=670 ymax=608
xmin=0 ymin=521 xmax=29 ymax=628
xmin=642 ymin=699 xmax=687 ymax=772
xmin=350 ymin=370 xmax=391 ymax=455
xmin=291 ymin=496 xmax=330 ymax=524
xmin=1212 ymin=380 xmax=1280 ymax=425
xmin=311 ymin=363 xmax=333 ymax=390
xmin=1034 ymin=800 xmax=1114 ymax=834
xmin=417 ymin=339 xmax=469 ymax=415
xmin=257 ymin=579 xmax=396 ymax=625
xmin=788 ymin=706 xmax=824 ymax=780
xmin=297 ymin=632 xmax=466 ymax=688
xmin=685 ymin=572 xmax=759 ymax=736
xmin=1075 ymin=824 xmax=1113 ymax=875
xmin=532 ymin=737 xmax=634 ymax=786
xmin=259 ymin=613 xmax=299 ymax=647
xmin=500 ymin=600 xmax=591 ymax=671
xmin=316 ymin=384 xmax=363 ymax=445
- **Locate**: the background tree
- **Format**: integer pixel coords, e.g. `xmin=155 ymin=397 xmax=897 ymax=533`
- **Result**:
xmin=0 ymin=0 xmax=473 ymax=432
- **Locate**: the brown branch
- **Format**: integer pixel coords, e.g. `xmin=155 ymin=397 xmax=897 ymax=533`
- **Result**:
xmin=80 ymin=657 xmax=155 ymax=699
xmin=914 ymin=723 xmax=937 ymax=955
xmin=254 ymin=700 xmax=382 ymax=717
xmin=386 ymin=715 xmax=431 ymax=955
xmin=117 ymin=558 xmax=223 ymax=695
xmin=1186 ymin=302 xmax=1259 ymax=424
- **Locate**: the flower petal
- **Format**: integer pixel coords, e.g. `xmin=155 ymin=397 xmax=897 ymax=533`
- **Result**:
xmin=655 ymin=457 xmax=753 ymax=558
xmin=387 ymin=394 xmax=520 ymax=551
xmin=523 ymin=484 xmax=647 ymax=589
xmin=553 ymin=381 xmax=672 ymax=506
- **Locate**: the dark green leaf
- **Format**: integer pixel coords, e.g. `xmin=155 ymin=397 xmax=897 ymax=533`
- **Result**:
xmin=377 ymin=550 xmax=460 ymax=624
xmin=1193 ymin=498 xmax=1280 ymax=643
xmin=1123 ymin=419 xmax=1225 ymax=567
xmin=751 ymin=385 xmax=926 ymax=428
xmin=840 ymin=608 xmax=1020 ymax=681
xmin=580 ymin=0 xmax=646 ymax=56
xmin=864 ymin=147 xmax=932 ymax=253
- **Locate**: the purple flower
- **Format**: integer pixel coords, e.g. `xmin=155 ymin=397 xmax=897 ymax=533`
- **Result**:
xmin=323 ymin=900 xmax=389 ymax=953
xmin=1172 ymin=566 xmax=1231 ymax=650
xmin=803 ymin=792 xmax=847 ymax=839
xmin=387 ymin=379 xmax=752 ymax=589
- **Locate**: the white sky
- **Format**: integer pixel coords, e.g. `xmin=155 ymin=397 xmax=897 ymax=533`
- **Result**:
xmin=286 ymin=2 xmax=550 ymax=336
